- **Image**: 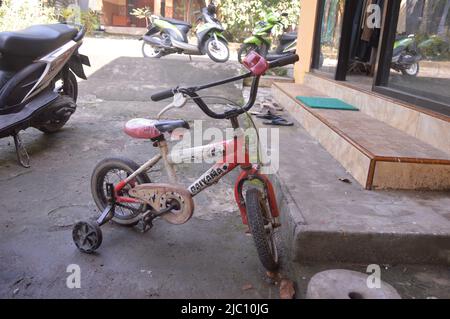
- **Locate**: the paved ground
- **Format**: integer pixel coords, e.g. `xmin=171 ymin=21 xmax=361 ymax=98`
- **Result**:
xmin=1 ymin=37 xmax=449 ymax=299
xmin=246 ymin=88 xmax=450 ymax=299
xmin=0 ymin=46 xmax=287 ymax=298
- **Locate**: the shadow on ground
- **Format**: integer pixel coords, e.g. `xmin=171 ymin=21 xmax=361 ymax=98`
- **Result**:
xmin=0 ymin=57 xmax=286 ymax=298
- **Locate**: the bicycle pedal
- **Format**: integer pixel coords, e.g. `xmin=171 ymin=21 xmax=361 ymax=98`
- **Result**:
xmin=139 ymin=217 xmax=153 ymax=233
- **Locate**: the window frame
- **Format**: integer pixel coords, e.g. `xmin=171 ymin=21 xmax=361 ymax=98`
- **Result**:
xmin=373 ymin=0 xmax=450 ymax=117
xmin=311 ymin=0 xmax=450 ymax=117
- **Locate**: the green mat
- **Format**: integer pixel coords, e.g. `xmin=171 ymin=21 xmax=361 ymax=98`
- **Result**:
xmin=296 ymin=96 xmax=359 ymax=111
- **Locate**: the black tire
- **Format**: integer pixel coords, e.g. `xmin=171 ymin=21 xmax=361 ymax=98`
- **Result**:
xmin=205 ymin=37 xmax=230 ymax=63
xmin=72 ymin=221 xmax=103 ymax=254
xmin=62 ymin=70 xmax=78 ymax=102
xmin=401 ymin=62 xmax=419 ymax=76
xmin=142 ymin=42 xmax=163 ymax=58
xmin=238 ymin=43 xmax=259 ymax=64
xmin=36 ymin=95 xmax=76 ymax=134
xmin=91 ymin=157 xmax=151 ymax=226
xmin=245 ymin=188 xmax=279 ymax=271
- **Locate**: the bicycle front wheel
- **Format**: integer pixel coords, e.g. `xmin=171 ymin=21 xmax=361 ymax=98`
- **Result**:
xmin=245 ymin=188 xmax=279 ymax=271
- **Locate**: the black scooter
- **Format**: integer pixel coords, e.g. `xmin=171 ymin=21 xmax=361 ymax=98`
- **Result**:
xmin=266 ymin=31 xmax=297 ymax=61
xmin=0 ymin=24 xmax=90 ymax=167
xmin=266 ymin=32 xmax=324 ymax=67
xmin=391 ymin=34 xmax=422 ymax=77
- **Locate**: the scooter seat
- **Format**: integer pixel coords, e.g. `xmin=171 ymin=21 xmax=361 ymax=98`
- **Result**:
xmin=124 ymin=119 xmax=190 ymax=140
xmin=0 ymin=24 xmax=78 ymax=59
xmin=158 ymin=17 xmax=192 ymax=28
xmin=280 ymin=32 xmax=297 ymax=42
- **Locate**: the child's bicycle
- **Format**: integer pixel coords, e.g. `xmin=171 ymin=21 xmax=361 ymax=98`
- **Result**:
xmin=72 ymin=53 xmax=299 ymax=271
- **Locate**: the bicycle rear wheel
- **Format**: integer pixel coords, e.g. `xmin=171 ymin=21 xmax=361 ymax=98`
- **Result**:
xmin=91 ymin=157 xmax=151 ymax=226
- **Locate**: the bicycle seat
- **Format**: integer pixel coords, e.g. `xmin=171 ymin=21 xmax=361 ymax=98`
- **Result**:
xmin=124 ymin=119 xmax=190 ymax=139
xmin=158 ymin=16 xmax=192 ymax=28
xmin=0 ymin=24 xmax=78 ymax=59
xmin=155 ymin=120 xmax=190 ymax=132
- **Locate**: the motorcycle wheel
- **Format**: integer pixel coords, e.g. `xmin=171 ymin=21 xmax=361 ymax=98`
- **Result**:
xmin=55 ymin=70 xmax=78 ymax=102
xmin=401 ymin=62 xmax=419 ymax=76
xmin=205 ymin=38 xmax=229 ymax=63
xmin=36 ymin=95 xmax=76 ymax=134
xmin=38 ymin=71 xmax=78 ymax=133
xmin=142 ymin=42 xmax=163 ymax=58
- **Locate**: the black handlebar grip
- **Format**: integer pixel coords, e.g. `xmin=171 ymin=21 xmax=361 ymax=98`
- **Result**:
xmin=268 ymin=54 xmax=299 ymax=69
xmin=151 ymin=89 xmax=175 ymax=102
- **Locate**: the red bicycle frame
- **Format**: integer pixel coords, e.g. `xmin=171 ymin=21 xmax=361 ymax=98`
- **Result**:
xmin=112 ymin=131 xmax=280 ymax=225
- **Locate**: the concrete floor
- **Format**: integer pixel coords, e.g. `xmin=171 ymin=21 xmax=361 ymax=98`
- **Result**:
xmin=0 ymin=47 xmax=285 ymax=298
xmin=246 ymin=88 xmax=450 ymax=299
xmin=0 ymin=38 xmax=449 ymax=299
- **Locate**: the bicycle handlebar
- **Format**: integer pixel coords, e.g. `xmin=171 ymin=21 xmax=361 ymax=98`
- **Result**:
xmin=151 ymin=54 xmax=299 ymax=119
xmin=267 ymin=53 xmax=299 ymax=69
xmin=151 ymin=88 xmax=176 ymax=102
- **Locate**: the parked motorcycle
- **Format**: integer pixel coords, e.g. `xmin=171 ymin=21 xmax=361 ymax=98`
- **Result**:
xmin=140 ymin=3 xmax=229 ymax=63
xmin=238 ymin=13 xmax=291 ymax=63
xmin=391 ymin=34 xmax=422 ymax=76
xmin=0 ymin=24 xmax=90 ymax=167
xmin=265 ymin=31 xmax=297 ymax=61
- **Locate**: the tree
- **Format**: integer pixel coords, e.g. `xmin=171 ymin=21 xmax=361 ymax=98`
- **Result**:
xmin=437 ymin=0 xmax=450 ymax=37
xmin=216 ymin=0 xmax=300 ymax=42
xmin=0 ymin=0 xmax=57 ymax=31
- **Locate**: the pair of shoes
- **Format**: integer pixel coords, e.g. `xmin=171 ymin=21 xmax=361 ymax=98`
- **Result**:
xmin=260 ymin=103 xmax=284 ymax=113
xmin=255 ymin=111 xmax=294 ymax=126
xmin=253 ymin=102 xmax=284 ymax=114
xmin=256 ymin=111 xmax=281 ymax=120
xmin=263 ymin=118 xmax=294 ymax=126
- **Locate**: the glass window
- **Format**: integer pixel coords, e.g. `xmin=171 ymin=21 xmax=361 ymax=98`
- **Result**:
xmin=102 ymin=0 xmax=128 ymax=26
xmin=318 ymin=0 xmax=346 ymax=74
xmin=128 ymin=0 xmax=154 ymax=27
xmin=101 ymin=0 xmax=154 ymax=27
xmin=387 ymin=0 xmax=450 ymax=106
xmin=173 ymin=0 xmax=205 ymax=23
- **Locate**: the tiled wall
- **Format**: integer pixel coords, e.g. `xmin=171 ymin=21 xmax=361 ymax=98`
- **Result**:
xmin=304 ymin=73 xmax=450 ymax=155
xmin=273 ymin=86 xmax=372 ymax=188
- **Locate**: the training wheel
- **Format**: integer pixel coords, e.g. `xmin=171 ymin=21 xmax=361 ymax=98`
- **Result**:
xmin=72 ymin=221 xmax=103 ymax=254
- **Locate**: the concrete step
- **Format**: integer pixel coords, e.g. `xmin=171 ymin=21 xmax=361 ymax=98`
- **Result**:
xmin=272 ymin=112 xmax=450 ymax=265
xmin=272 ymin=82 xmax=450 ymax=190
xmin=246 ymin=87 xmax=450 ymax=265
xmin=303 ymin=73 xmax=450 ymax=154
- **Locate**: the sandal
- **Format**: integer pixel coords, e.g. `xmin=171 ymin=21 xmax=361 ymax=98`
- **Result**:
xmin=256 ymin=111 xmax=283 ymax=120
xmin=263 ymin=118 xmax=294 ymax=126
